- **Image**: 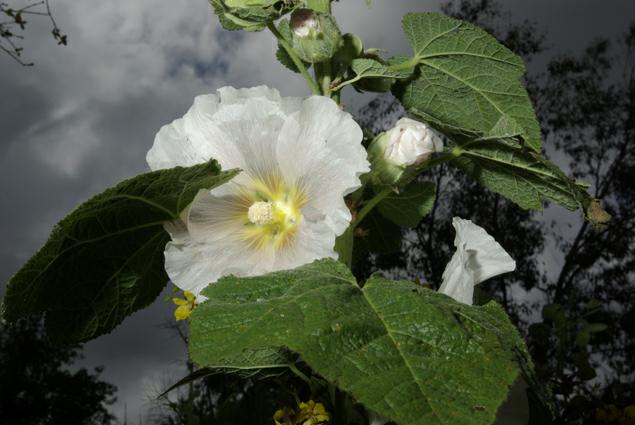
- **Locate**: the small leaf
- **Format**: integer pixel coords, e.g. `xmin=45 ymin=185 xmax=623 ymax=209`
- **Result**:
xmin=350 ymin=58 xmax=412 ymax=80
xmin=160 ymin=348 xmax=291 ymax=396
xmin=377 ymin=181 xmax=435 ymax=227
xmin=190 ymin=259 xmax=531 ymax=425
xmin=2 ymin=160 xmax=238 ymax=343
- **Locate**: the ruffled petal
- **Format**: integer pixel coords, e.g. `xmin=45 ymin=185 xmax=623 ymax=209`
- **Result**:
xmin=439 ymin=217 xmax=516 ymax=305
xmin=275 ymin=96 xmax=368 ymax=235
xmin=146 ymin=118 xmax=209 ymax=170
xmin=164 ymin=235 xmax=276 ymax=298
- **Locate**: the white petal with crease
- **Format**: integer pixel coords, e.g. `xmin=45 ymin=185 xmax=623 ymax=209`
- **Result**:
xmin=439 ymin=217 xmax=516 ymax=305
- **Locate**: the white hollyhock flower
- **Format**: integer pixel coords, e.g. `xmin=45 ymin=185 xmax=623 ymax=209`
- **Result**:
xmin=438 ymin=217 xmax=516 ymax=305
xmin=384 ymin=117 xmax=444 ymax=166
xmin=147 ymin=86 xmax=369 ymax=297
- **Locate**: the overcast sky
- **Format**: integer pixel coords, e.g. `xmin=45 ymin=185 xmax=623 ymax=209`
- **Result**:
xmin=1 ymin=0 xmax=634 ymax=422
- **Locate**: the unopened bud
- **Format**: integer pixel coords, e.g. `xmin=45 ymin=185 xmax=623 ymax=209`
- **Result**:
xmin=368 ymin=118 xmax=444 ymax=185
xmin=289 ymin=9 xmax=342 ymax=63
xmin=385 ymin=118 xmax=444 ymax=166
xmin=290 ymin=9 xmax=320 ymax=37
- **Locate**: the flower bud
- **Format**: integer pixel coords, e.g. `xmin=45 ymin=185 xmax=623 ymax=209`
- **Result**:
xmin=290 ymin=8 xmax=320 ymax=37
xmin=368 ymin=118 xmax=444 ymax=185
xmin=289 ymin=9 xmax=342 ymax=63
xmin=385 ymin=118 xmax=444 ymax=166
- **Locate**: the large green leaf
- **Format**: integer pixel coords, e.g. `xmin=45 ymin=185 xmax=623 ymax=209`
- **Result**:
xmin=189 ymin=259 xmax=529 ymax=425
xmin=2 ymin=160 xmax=238 ymax=343
xmin=392 ymin=12 xmax=542 ymax=152
xmin=377 ymin=181 xmax=436 ymax=227
xmin=452 ymin=141 xmax=609 ymax=225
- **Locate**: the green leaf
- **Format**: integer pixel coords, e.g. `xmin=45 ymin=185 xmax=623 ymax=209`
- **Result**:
xmin=356 ymin=209 xmax=402 ymax=254
xmin=452 ymin=141 xmax=607 ymax=224
xmin=351 ymin=58 xmax=412 ymax=80
xmin=210 ymin=0 xmax=297 ymax=32
xmin=392 ymin=12 xmax=542 ymax=152
xmin=2 ymin=160 xmax=238 ymax=343
xmin=190 ymin=259 xmax=530 ymax=425
xmin=377 ymin=181 xmax=435 ymax=227
xmin=344 ymin=56 xmax=412 ymax=92
xmin=161 ymin=348 xmax=292 ymax=396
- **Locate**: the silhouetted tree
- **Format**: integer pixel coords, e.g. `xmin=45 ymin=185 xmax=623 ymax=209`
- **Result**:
xmin=0 ymin=317 xmax=116 ymax=425
xmin=1 ymin=0 xmax=67 ymax=66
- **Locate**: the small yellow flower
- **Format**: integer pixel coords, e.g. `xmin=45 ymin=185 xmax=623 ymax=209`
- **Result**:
xmin=296 ymin=400 xmax=330 ymax=425
xmin=273 ymin=407 xmax=295 ymax=425
xmin=273 ymin=400 xmax=330 ymax=425
xmin=172 ymin=290 xmax=197 ymax=321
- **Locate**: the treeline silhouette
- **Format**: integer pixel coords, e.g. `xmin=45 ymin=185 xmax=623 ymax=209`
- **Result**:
xmin=0 ymin=317 xmax=116 ymax=425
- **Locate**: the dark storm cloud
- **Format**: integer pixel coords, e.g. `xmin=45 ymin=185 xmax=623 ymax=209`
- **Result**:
xmin=1 ymin=0 xmax=633 ymax=422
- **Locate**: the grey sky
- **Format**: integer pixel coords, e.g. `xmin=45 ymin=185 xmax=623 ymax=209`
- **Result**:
xmin=1 ymin=0 xmax=634 ymax=422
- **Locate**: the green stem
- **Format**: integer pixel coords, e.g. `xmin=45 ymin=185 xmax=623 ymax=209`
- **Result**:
xmin=351 ymin=187 xmax=392 ymax=228
xmin=331 ymin=75 xmax=361 ymax=92
xmin=314 ymin=61 xmax=333 ymax=97
xmin=351 ymin=146 xmax=465 ymax=228
xmin=334 ymin=227 xmax=354 ymax=267
xmin=267 ymin=22 xmax=321 ymax=95
xmin=386 ymin=56 xmax=420 ymax=71
xmin=288 ymin=362 xmax=312 ymax=386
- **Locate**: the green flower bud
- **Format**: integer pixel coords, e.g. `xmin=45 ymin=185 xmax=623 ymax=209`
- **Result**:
xmin=334 ymin=33 xmax=364 ymax=66
xmin=211 ymin=0 xmax=298 ymax=32
xmin=289 ymin=9 xmax=342 ymax=63
xmin=353 ymin=76 xmax=395 ymax=93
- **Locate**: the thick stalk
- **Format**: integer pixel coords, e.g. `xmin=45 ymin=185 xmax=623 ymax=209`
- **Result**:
xmin=314 ymin=61 xmax=333 ymax=97
xmin=267 ymin=22 xmax=321 ymax=95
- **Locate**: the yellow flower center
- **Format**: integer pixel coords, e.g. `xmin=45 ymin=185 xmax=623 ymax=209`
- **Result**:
xmin=238 ymin=175 xmax=306 ymax=251
xmin=247 ymin=201 xmax=274 ymax=225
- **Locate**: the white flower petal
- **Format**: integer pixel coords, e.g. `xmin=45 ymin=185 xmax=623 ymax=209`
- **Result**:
xmin=164 ymin=236 xmax=276 ymax=299
xmin=146 ymin=118 xmax=208 ymax=170
xmin=186 ymin=189 xmax=246 ymax=243
xmin=273 ymin=217 xmax=338 ymax=271
xmin=275 ymin=96 xmax=368 ymax=234
xmin=439 ymin=217 xmax=516 ymax=305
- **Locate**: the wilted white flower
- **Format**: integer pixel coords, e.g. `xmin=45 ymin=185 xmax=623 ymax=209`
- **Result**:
xmin=147 ymin=86 xmax=369 ymax=298
xmin=290 ymin=9 xmax=320 ymax=37
xmin=384 ymin=117 xmax=444 ymax=166
xmin=438 ymin=217 xmax=516 ymax=305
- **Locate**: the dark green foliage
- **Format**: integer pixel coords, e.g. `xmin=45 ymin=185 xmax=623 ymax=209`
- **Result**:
xmin=2 ymin=160 xmax=237 ymax=344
